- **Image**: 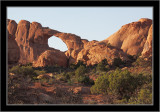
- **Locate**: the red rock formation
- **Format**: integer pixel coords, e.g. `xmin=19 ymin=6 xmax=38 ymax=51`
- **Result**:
xmin=77 ymin=41 xmax=129 ymax=65
xmin=105 ymin=18 xmax=152 ymax=55
xmin=141 ymin=24 xmax=152 ymax=58
xmin=12 ymin=19 xmax=87 ymax=66
xmin=7 ymin=19 xmax=20 ymax=64
xmin=7 ymin=18 xmax=152 ymax=67
xmin=33 ymin=50 xmax=67 ymax=67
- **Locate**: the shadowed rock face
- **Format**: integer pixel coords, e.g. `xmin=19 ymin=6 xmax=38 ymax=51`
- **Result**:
xmin=104 ymin=18 xmax=152 ymax=55
xmin=8 ymin=18 xmax=152 ymax=67
xmin=7 ymin=19 xmax=20 ymax=64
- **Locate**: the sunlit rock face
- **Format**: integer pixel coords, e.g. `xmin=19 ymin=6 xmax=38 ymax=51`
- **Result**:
xmin=141 ymin=24 xmax=152 ymax=58
xmin=8 ymin=19 xmax=86 ymax=66
xmin=33 ymin=50 xmax=68 ymax=67
xmin=7 ymin=18 xmax=152 ymax=67
xmin=104 ymin=18 xmax=152 ymax=56
xmin=76 ymin=41 xmax=129 ymax=66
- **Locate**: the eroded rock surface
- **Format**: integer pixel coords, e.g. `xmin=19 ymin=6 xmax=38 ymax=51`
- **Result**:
xmin=141 ymin=25 xmax=152 ymax=58
xmin=77 ymin=41 xmax=129 ymax=65
xmin=33 ymin=50 xmax=68 ymax=67
xmin=8 ymin=18 xmax=153 ymax=67
xmin=7 ymin=19 xmax=20 ymax=64
xmin=104 ymin=18 xmax=152 ymax=55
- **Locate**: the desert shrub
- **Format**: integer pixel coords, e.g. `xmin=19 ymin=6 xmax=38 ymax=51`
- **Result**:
xmin=91 ymin=69 xmax=139 ymax=99
xmin=34 ymin=70 xmax=46 ymax=75
xmin=133 ymin=57 xmax=152 ymax=67
xmin=9 ymin=65 xmax=21 ymax=75
xmin=96 ymin=62 xmax=105 ymax=71
xmin=112 ymin=57 xmax=124 ymax=67
xmin=9 ymin=65 xmax=36 ymax=77
xmin=96 ymin=59 xmax=108 ymax=71
xmin=9 ymin=65 xmax=46 ymax=80
xmin=108 ymin=69 xmax=137 ymax=99
xmin=90 ymin=74 xmax=109 ymax=94
xmin=75 ymin=65 xmax=94 ymax=85
xmin=75 ymin=65 xmax=87 ymax=78
xmin=69 ymin=63 xmax=77 ymax=69
xmin=24 ymin=62 xmax=32 ymax=66
xmin=128 ymin=82 xmax=152 ymax=104
xmin=59 ymin=72 xmax=70 ymax=82
xmin=77 ymin=75 xmax=94 ymax=86
xmin=127 ymin=55 xmax=136 ymax=61
xmin=76 ymin=60 xmax=86 ymax=68
xmin=69 ymin=60 xmax=86 ymax=69
xmin=59 ymin=71 xmax=75 ymax=82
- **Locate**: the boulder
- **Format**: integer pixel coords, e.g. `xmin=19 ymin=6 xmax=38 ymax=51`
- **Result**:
xmin=33 ymin=50 xmax=68 ymax=67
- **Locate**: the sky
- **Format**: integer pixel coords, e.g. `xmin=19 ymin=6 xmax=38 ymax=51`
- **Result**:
xmin=7 ymin=7 xmax=152 ymax=51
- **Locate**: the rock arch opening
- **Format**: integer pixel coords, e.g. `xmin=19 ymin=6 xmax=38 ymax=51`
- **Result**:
xmin=48 ymin=36 xmax=68 ymax=52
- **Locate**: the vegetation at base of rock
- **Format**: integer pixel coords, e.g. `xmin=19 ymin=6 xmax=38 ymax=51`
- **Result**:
xmin=75 ymin=65 xmax=86 ymax=77
xmin=69 ymin=60 xmax=86 ymax=69
xmin=96 ymin=59 xmax=108 ymax=71
xmin=133 ymin=57 xmax=152 ymax=67
xmin=9 ymin=65 xmax=46 ymax=80
xmin=90 ymin=68 xmax=152 ymax=102
xmin=77 ymin=75 xmax=94 ymax=86
xmin=112 ymin=57 xmax=124 ymax=67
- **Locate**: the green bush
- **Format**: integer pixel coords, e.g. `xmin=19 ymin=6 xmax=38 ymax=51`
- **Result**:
xmin=108 ymin=69 xmax=136 ymax=99
xmin=77 ymin=75 xmax=94 ymax=86
xmin=133 ymin=57 xmax=152 ymax=67
xmin=90 ymin=74 xmax=109 ymax=94
xmin=69 ymin=60 xmax=86 ymax=69
xmin=128 ymin=82 xmax=152 ymax=104
xmin=9 ymin=65 xmax=46 ymax=80
xmin=75 ymin=65 xmax=87 ymax=78
xmin=59 ymin=71 xmax=75 ymax=82
xmin=96 ymin=59 xmax=108 ymax=71
xmin=76 ymin=60 xmax=86 ymax=68
xmin=9 ymin=65 xmax=36 ymax=77
xmin=91 ymin=69 xmax=138 ymax=99
xmin=112 ymin=57 xmax=124 ymax=67
xmin=96 ymin=62 xmax=105 ymax=71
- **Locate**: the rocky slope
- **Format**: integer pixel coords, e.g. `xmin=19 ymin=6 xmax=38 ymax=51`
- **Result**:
xmin=7 ymin=18 xmax=152 ymax=67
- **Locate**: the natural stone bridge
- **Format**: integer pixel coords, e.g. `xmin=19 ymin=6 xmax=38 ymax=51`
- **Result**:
xmin=8 ymin=18 xmax=152 ymax=67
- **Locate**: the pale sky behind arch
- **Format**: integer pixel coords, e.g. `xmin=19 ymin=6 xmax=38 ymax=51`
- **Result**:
xmin=7 ymin=7 xmax=153 ymax=51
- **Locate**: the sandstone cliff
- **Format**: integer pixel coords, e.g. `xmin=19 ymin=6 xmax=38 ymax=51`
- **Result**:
xmin=7 ymin=18 xmax=152 ymax=67
xmin=7 ymin=19 xmax=20 ymax=64
xmin=141 ymin=24 xmax=152 ymax=58
xmin=104 ymin=18 xmax=152 ymax=56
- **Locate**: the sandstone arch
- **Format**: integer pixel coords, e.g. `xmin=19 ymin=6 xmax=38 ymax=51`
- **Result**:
xmin=8 ymin=19 xmax=87 ymax=66
xmin=48 ymin=36 xmax=68 ymax=52
xmin=7 ymin=18 xmax=152 ymax=67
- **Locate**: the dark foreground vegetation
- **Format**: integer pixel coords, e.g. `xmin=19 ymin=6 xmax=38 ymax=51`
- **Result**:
xmin=8 ymin=55 xmax=152 ymax=104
